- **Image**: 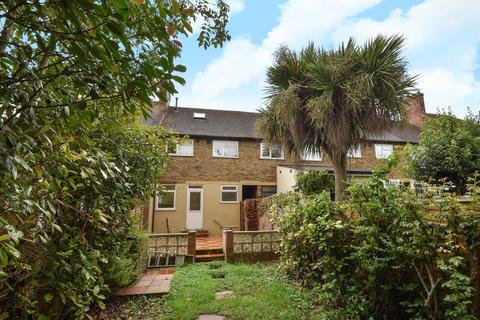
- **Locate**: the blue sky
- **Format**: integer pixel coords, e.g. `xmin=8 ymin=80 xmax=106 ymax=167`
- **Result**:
xmin=176 ymin=0 xmax=480 ymax=117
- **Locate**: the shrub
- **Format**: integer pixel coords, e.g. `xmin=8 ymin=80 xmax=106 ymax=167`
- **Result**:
xmin=0 ymin=115 xmax=176 ymax=318
xmin=295 ymin=170 xmax=334 ymax=197
xmin=271 ymin=170 xmax=480 ymax=319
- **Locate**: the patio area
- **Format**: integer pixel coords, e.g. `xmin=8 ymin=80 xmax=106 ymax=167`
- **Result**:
xmin=114 ymin=268 xmax=176 ymax=296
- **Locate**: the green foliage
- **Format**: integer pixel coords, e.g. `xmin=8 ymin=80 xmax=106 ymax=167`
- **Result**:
xmin=404 ymin=112 xmax=480 ymax=193
xmin=271 ymin=170 xmax=480 ymax=319
xmin=0 ymin=115 xmax=177 ymax=318
xmin=295 ymin=170 xmax=334 ymax=196
xmin=257 ymin=35 xmax=417 ymax=200
xmin=0 ymin=1 xmax=230 ymax=317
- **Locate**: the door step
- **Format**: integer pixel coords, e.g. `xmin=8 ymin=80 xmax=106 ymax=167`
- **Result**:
xmin=195 ymin=253 xmax=225 ymax=262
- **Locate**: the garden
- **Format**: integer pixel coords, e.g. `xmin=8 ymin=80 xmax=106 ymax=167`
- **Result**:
xmin=1 ymin=0 xmax=480 ymax=319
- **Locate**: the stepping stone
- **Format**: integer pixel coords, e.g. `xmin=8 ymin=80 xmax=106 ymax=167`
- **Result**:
xmin=197 ymin=315 xmax=225 ymax=320
xmin=215 ymin=290 xmax=234 ymax=300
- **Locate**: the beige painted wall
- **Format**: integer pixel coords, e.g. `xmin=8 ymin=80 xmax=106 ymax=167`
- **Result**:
xmin=277 ymin=166 xmax=298 ymax=193
xmin=151 ymin=180 xmax=275 ymax=235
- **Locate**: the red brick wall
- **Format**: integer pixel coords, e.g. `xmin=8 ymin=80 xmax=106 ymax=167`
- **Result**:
xmin=406 ymin=93 xmax=426 ymax=128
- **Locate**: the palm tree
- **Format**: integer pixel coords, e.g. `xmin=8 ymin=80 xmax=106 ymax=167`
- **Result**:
xmin=257 ymin=35 xmax=417 ymax=201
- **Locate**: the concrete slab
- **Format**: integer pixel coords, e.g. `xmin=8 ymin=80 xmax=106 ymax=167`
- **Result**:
xmin=197 ymin=315 xmax=225 ymax=320
xmin=215 ymin=290 xmax=234 ymax=300
xmin=113 ymin=268 xmax=175 ymax=296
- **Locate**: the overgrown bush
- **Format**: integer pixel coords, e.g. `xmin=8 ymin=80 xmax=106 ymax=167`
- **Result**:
xmin=295 ymin=170 xmax=334 ymax=196
xmin=0 ymin=114 xmax=176 ymax=318
xmin=271 ymin=171 xmax=480 ymax=319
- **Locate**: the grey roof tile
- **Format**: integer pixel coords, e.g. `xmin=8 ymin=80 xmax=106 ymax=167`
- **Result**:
xmin=155 ymin=106 xmax=420 ymax=143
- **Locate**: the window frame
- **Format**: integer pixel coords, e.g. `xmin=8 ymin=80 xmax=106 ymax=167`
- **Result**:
xmin=220 ymin=185 xmax=239 ymax=203
xmin=301 ymin=150 xmax=323 ymax=161
xmin=348 ymin=144 xmax=362 ymax=158
xmin=374 ymin=144 xmax=394 ymax=159
xmin=155 ymin=184 xmax=176 ymax=211
xmin=212 ymin=140 xmax=239 ymax=158
xmin=168 ymin=139 xmax=194 ymax=157
xmin=260 ymin=143 xmax=285 ymax=160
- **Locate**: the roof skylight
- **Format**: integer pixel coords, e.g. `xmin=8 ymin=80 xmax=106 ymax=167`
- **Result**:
xmin=193 ymin=112 xmax=206 ymax=119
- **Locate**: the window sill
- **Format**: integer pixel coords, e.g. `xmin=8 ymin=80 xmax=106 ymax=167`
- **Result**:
xmin=212 ymin=156 xmax=239 ymax=159
xmin=259 ymin=157 xmax=285 ymax=160
xmin=169 ymin=154 xmax=194 ymax=157
xmin=220 ymin=201 xmax=239 ymax=204
xmin=155 ymin=208 xmax=176 ymax=211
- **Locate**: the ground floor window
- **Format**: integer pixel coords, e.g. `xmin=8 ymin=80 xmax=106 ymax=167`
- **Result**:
xmin=260 ymin=186 xmax=277 ymax=197
xmin=221 ymin=185 xmax=238 ymax=203
xmin=156 ymin=185 xmax=176 ymax=210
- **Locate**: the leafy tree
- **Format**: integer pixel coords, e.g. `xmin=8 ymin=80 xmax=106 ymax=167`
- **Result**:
xmin=404 ymin=112 xmax=480 ymax=194
xmin=0 ymin=1 xmax=230 ymax=317
xmin=257 ymin=35 xmax=416 ymax=201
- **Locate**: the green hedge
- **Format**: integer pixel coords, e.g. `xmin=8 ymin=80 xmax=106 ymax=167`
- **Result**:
xmin=0 ymin=115 xmax=176 ymax=319
xmin=271 ymin=172 xmax=480 ymax=319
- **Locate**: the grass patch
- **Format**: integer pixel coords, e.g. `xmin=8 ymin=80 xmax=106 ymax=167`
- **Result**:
xmin=161 ymin=262 xmax=323 ymax=320
xmin=93 ymin=262 xmax=325 ymax=320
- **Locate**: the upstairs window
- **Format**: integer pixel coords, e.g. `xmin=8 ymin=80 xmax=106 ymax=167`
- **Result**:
xmin=221 ymin=185 xmax=238 ymax=203
xmin=212 ymin=140 xmax=238 ymax=158
xmin=260 ymin=143 xmax=284 ymax=159
xmin=169 ymin=139 xmax=194 ymax=156
xmin=375 ymin=144 xmax=394 ymax=159
xmin=301 ymin=150 xmax=322 ymax=161
xmin=156 ymin=185 xmax=176 ymax=210
xmin=348 ymin=144 xmax=362 ymax=158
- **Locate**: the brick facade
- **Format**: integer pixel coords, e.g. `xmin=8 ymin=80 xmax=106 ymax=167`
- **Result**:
xmin=161 ymin=138 xmax=406 ymax=183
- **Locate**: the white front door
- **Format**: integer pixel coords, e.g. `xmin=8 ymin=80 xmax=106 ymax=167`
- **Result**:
xmin=186 ymin=186 xmax=203 ymax=230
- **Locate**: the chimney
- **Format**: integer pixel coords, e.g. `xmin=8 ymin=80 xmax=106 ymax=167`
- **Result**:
xmin=405 ymin=92 xmax=426 ymax=128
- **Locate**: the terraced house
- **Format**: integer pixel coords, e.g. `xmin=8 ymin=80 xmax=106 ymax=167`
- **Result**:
xmin=144 ymin=93 xmax=429 ymax=235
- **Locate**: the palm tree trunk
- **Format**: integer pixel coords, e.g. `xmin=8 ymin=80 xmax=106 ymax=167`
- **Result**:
xmin=332 ymin=155 xmax=347 ymax=201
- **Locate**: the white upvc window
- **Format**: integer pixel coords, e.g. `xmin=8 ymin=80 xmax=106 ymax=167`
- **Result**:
xmin=169 ymin=139 xmax=194 ymax=156
xmin=374 ymin=144 xmax=394 ymax=159
xmin=221 ymin=185 xmax=238 ymax=203
xmin=348 ymin=144 xmax=362 ymax=158
xmin=260 ymin=143 xmax=284 ymax=159
xmin=156 ymin=185 xmax=176 ymax=210
xmin=384 ymin=179 xmax=400 ymax=189
xmin=301 ymin=150 xmax=322 ymax=161
xmin=212 ymin=140 xmax=238 ymax=158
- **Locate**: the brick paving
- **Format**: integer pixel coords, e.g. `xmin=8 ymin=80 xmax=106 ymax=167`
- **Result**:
xmin=114 ymin=268 xmax=175 ymax=296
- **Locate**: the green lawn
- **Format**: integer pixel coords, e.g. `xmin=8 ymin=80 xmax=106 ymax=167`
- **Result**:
xmin=93 ymin=262 xmax=325 ymax=320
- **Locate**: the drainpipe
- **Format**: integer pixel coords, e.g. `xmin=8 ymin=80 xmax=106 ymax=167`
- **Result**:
xmin=151 ymin=185 xmax=157 ymax=233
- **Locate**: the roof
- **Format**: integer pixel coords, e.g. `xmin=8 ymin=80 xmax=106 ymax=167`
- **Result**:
xmin=153 ymin=106 xmax=420 ymax=143
xmin=159 ymin=107 xmax=261 ymax=139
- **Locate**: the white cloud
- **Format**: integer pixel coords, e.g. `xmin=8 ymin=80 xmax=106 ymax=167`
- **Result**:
xmin=332 ymin=0 xmax=480 ymax=116
xmin=190 ymin=37 xmax=270 ymax=104
xmin=185 ymin=0 xmax=382 ymax=109
xmin=225 ymin=0 xmax=245 ymax=15
xmin=183 ymin=0 xmax=480 ymax=116
xmin=418 ymin=68 xmax=480 ymax=114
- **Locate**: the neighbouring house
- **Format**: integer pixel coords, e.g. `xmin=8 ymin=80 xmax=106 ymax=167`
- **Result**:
xmin=143 ymin=93 xmax=429 ymax=235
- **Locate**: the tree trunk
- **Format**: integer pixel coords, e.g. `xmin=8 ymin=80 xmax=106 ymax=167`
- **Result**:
xmin=0 ymin=0 xmax=16 ymax=55
xmin=332 ymin=155 xmax=347 ymax=202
